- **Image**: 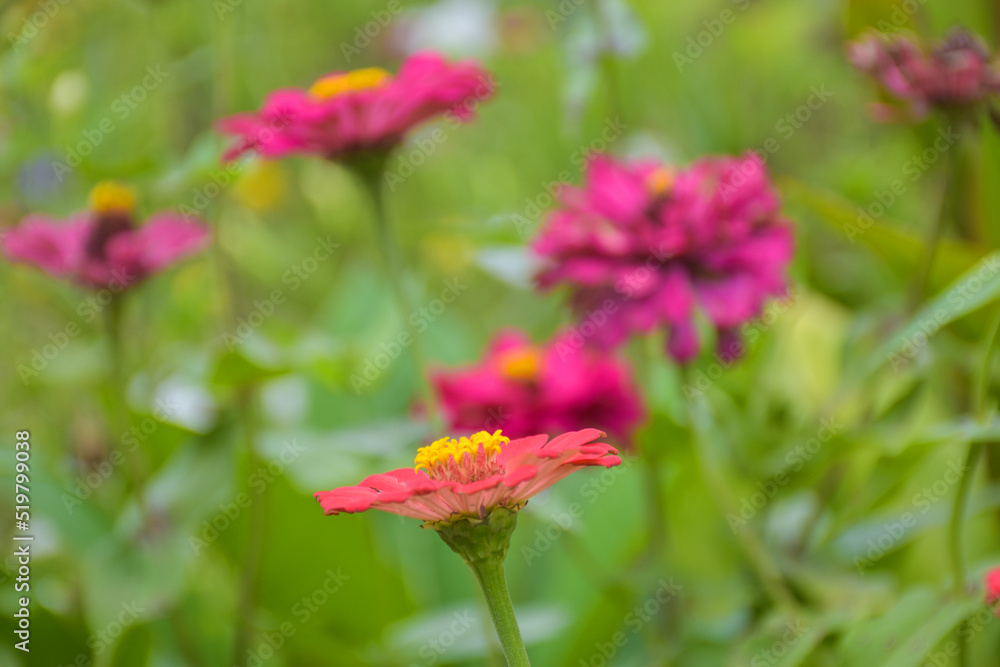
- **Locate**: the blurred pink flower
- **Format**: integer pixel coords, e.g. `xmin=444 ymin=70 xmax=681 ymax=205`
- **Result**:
xmin=848 ymin=29 xmax=1000 ymax=121
xmin=988 ymin=566 xmax=1000 ymax=614
xmin=432 ymin=329 xmax=645 ymax=444
xmin=315 ymin=428 xmax=619 ymax=522
xmin=532 ymin=153 xmax=794 ymax=363
xmin=1 ymin=181 xmax=210 ymax=291
xmin=218 ymin=53 xmax=495 ymax=163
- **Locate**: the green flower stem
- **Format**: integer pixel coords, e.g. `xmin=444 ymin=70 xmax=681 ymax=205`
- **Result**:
xmin=466 ymin=558 xmax=531 ymax=667
xmin=596 ymin=0 xmax=626 ymax=124
xmin=355 ymin=161 xmax=444 ymax=433
xmin=600 ymin=48 xmax=624 ymax=126
xmin=231 ymin=386 xmax=269 ymax=665
xmin=949 ymin=439 xmax=982 ymax=667
xmin=630 ymin=339 xmax=669 ymax=566
xmin=906 ymin=147 xmax=950 ymax=313
xmin=637 ymin=421 xmax=669 ymax=563
xmin=947 ymin=307 xmax=1000 ymax=596
xmin=692 ymin=430 xmax=800 ymax=614
xmin=683 ymin=373 xmax=799 ymax=615
xmin=948 ymin=306 xmax=1000 ymax=667
xmin=948 ymin=442 xmax=983 ymax=595
xmin=434 ymin=509 xmax=530 ymax=666
xmin=973 ymin=307 xmax=1000 ymax=422
xmin=217 ymin=228 xmax=268 ymax=664
xmin=104 ymin=295 xmax=153 ymax=532
xmin=214 ymin=211 xmax=270 ymax=665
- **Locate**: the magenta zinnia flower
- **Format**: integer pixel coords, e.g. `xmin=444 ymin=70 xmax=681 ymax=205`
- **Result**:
xmin=848 ymin=28 xmax=1000 ymax=121
xmin=432 ymin=329 xmax=645 ymax=444
xmin=1 ymin=181 xmax=210 ymax=291
xmin=532 ymin=153 xmax=794 ymax=363
xmin=315 ymin=428 xmax=619 ymax=522
xmin=218 ymin=52 xmax=495 ymax=163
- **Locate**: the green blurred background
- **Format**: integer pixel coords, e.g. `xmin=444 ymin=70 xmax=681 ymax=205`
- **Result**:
xmin=2 ymin=0 xmax=1000 ymax=665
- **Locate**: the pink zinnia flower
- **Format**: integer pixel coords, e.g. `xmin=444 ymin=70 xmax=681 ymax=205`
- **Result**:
xmin=987 ymin=566 xmax=1000 ymax=614
xmin=532 ymin=153 xmax=794 ymax=363
xmin=1 ymin=181 xmax=210 ymax=291
xmin=848 ymin=28 xmax=1000 ymax=121
xmin=432 ymin=329 xmax=645 ymax=444
xmin=315 ymin=428 xmax=619 ymax=522
xmin=218 ymin=52 xmax=495 ymax=163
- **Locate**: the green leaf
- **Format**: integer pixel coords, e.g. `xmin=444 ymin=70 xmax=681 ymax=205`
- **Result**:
xmin=869 ymin=251 xmax=1000 ymax=376
xmin=734 ymin=611 xmax=841 ymax=667
xmin=109 ymin=622 xmax=153 ymax=667
xmin=210 ymin=348 xmax=289 ymax=387
xmin=781 ymin=179 xmax=985 ymax=293
xmin=838 ymin=588 xmax=981 ymax=666
xmin=879 ymin=595 xmax=984 ymax=667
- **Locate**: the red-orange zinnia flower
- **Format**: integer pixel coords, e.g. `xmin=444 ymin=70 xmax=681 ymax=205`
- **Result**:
xmin=315 ymin=428 xmax=619 ymax=523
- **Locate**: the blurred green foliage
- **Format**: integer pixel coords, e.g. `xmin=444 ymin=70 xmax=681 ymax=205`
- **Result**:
xmin=2 ymin=0 xmax=1000 ymax=665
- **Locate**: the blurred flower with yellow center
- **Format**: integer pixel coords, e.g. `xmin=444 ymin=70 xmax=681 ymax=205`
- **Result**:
xmin=89 ymin=180 xmax=137 ymax=214
xmin=645 ymin=166 xmax=676 ymax=198
xmin=2 ymin=181 xmax=210 ymax=291
xmin=497 ymin=347 xmax=541 ymax=381
xmin=309 ymin=68 xmax=391 ymax=100
xmin=220 ymin=53 xmax=495 ymax=163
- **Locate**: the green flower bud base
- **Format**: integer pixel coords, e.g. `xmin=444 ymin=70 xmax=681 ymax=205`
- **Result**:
xmin=433 ymin=508 xmax=531 ymax=667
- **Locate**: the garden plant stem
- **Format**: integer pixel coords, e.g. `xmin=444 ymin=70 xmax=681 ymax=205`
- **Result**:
xmin=466 ymin=557 xmax=532 ymax=667
xmin=947 ymin=307 xmax=1000 ymax=667
xmin=104 ymin=295 xmax=154 ymax=532
xmin=231 ymin=387 xmax=269 ymax=665
xmin=632 ymin=341 xmax=670 ymax=565
xmin=907 ymin=151 xmax=951 ymax=313
xmin=949 ymin=308 xmax=1000 ymax=593
xmin=683 ymin=369 xmax=800 ymax=615
xmin=358 ymin=166 xmax=445 ymax=434
xmin=217 ymin=213 xmax=270 ymax=665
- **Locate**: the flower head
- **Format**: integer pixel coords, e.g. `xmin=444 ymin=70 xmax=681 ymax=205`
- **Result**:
xmin=532 ymin=153 xmax=793 ymax=363
xmin=848 ymin=28 xmax=1000 ymax=121
xmin=432 ymin=329 xmax=645 ymax=443
xmin=987 ymin=566 xmax=1000 ymax=614
xmin=1 ymin=181 xmax=211 ymax=290
xmin=315 ymin=428 xmax=619 ymax=524
xmin=218 ymin=52 xmax=495 ymax=163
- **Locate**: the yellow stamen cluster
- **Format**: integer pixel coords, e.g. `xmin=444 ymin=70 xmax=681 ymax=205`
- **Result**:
xmin=89 ymin=181 xmax=137 ymax=214
xmin=645 ymin=166 xmax=676 ymax=198
xmin=309 ymin=67 xmax=391 ymax=100
xmin=415 ymin=430 xmax=508 ymax=475
xmin=498 ymin=347 xmax=541 ymax=381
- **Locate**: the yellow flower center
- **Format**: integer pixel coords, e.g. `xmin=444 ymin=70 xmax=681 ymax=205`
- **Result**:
xmin=498 ymin=347 xmax=542 ymax=381
xmin=89 ymin=181 xmax=137 ymax=214
xmin=415 ymin=430 xmax=508 ymax=482
xmin=308 ymin=67 xmax=392 ymax=100
xmin=645 ymin=166 xmax=676 ymax=198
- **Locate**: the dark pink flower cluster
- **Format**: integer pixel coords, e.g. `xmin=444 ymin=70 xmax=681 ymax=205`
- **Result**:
xmin=532 ymin=153 xmax=793 ymax=363
xmin=219 ymin=52 xmax=495 ymax=163
xmin=849 ymin=29 xmax=1000 ymax=121
xmin=432 ymin=329 xmax=645 ymax=444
